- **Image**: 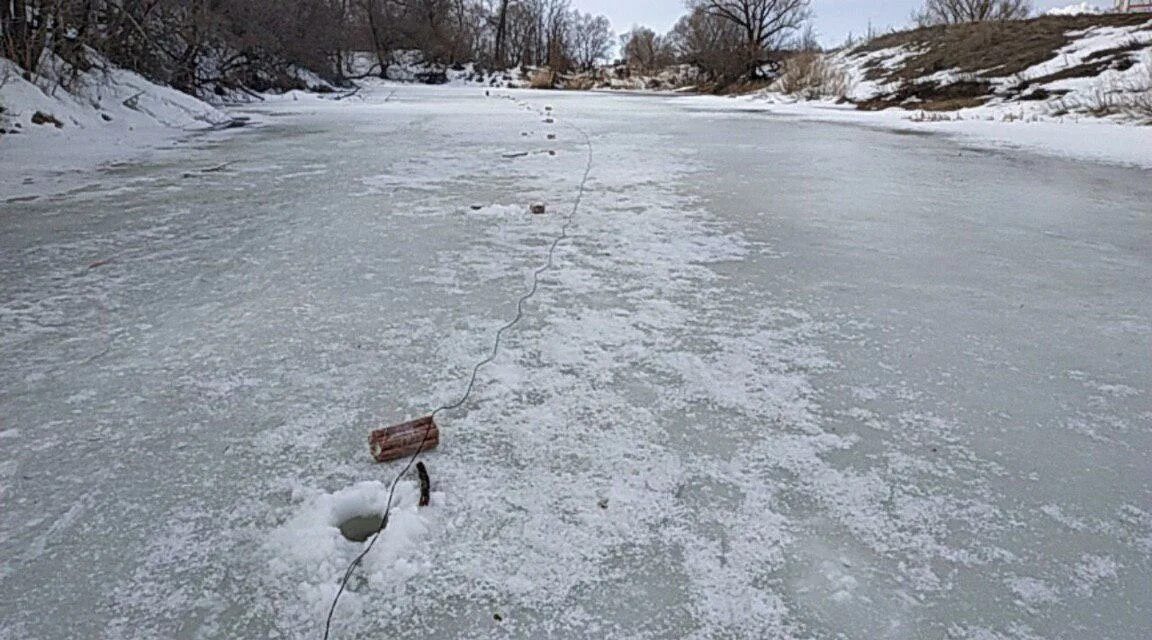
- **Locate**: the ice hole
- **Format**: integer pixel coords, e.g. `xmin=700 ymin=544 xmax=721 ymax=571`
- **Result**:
xmin=338 ymin=513 xmax=384 ymax=543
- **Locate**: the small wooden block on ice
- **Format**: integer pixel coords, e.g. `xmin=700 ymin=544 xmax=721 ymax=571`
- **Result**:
xmin=370 ymin=415 xmax=439 ymax=462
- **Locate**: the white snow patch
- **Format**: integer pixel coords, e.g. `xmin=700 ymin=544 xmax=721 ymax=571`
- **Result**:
xmin=1047 ymin=3 xmax=1104 ymax=16
xmin=1006 ymin=576 xmax=1061 ymax=607
xmin=467 ymin=204 xmax=528 ymax=216
xmin=1072 ymin=554 xmax=1120 ymax=596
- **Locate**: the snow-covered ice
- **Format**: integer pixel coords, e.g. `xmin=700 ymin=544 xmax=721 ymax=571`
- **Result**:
xmin=1 ymin=84 xmax=1150 ymax=639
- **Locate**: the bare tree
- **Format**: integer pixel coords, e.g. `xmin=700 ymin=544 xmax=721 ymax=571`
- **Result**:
xmin=791 ymin=23 xmax=820 ymax=52
xmin=0 ymin=0 xmax=611 ymax=97
xmin=620 ymin=25 xmax=675 ymax=73
xmin=669 ymin=6 xmax=745 ymax=81
xmin=2 ymin=0 xmax=55 ymax=79
xmin=541 ymin=0 xmax=571 ymax=70
xmin=502 ymin=0 xmax=540 ymax=66
xmin=690 ymin=0 xmax=811 ymax=77
xmin=568 ymin=10 xmax=611 ymax=70
xmin=914 ymin=0 xmax=1032 ymax=26
xmin=492 ymin=0 xmax=510 ymax=65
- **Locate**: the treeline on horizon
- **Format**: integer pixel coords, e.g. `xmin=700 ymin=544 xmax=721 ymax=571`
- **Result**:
xmin=1 ymin=0 xmax=622 ymax=94
xmin=1 ymin=0 xmax=1036 ymax=97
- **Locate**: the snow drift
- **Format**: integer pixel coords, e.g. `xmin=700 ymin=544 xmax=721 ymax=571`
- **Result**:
xmin=0 ymin=52 xmax=234 ymax=200
xmin=0 ymin=53 xmax=230 ymax=136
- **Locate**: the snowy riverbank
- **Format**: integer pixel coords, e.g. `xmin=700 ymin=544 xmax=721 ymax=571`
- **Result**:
xmin=1 ymin=56 xmax=233 ymax=201
xmin=5 ymin=78 xmax=1152 ymax=209
xmin=683 ymin=92 xmax=1152 ymax=170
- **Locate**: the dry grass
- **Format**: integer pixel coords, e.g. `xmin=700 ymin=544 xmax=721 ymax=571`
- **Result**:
xmin=773 ymin=53 xmax=851 ymax=99
xmin=860 ymin=14 xmax=1152 ymax=83
xmin=908 ymin=110 xmax=961 ymax=122
xmin=560 ymin=74 xmax=595 ymax=90
xmin=858 ymin=78 xmax=991 ymax=111
xmin=712 ymin=78 xmax=774 ymax=95
xmin=529 ymin=68 xmax=557 ymax=89
xmin=1052 ymin=54 xmax=1152 ymax=123
xmin=850 ymin=14 xmax=1152 ymax=112
xmin=1072 ymin=90 xmax=1152 ymax=121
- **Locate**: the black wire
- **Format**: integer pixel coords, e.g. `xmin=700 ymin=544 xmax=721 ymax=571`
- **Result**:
xmin=321 ymin=97 xmax=595 ymax=640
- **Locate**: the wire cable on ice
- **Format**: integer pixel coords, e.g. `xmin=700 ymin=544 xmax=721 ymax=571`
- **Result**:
xmin=321 ymin=96 xmax=595 ymax=640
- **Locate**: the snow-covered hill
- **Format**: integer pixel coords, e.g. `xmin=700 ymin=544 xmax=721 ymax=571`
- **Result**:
xmin=829 ymin=13 xmax=1152 ymax=123
xmin=1 ymin=53 xmax=230 ymax=136
xmin=1 ymin=53 xmax=236 ymax=198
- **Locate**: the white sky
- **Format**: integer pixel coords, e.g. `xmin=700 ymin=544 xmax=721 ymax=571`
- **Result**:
xmin=573 ymin=1 xmax=1106 ymax=46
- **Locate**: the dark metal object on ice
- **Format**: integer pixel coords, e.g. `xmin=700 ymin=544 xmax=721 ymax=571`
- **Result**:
xmin=417 ymin=462 xmax=431 ymax=507
xmin=370 ymin=415 xmax=439 ymax=462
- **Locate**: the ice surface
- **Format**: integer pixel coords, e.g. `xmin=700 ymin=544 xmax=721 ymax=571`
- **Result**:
xmin=1 ymin=85 xmax=1150 ymax=639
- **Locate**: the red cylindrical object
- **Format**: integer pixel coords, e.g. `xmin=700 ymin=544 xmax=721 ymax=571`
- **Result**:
xmin=370 ymin=416 xmax=439 ymax=462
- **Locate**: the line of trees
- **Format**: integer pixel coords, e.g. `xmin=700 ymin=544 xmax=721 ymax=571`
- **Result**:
xmin=619 ymin=0 xmax=814 ymax=84
xmin=1 ymin=0 xmax=1042 ymax=98
xmin=0 ymin=0 xmax=615 ymax=94
xmin=914 ymin=0 xmax=1033 ymax=26
xmin=615 ymin=0 xmax=1036 ymax=86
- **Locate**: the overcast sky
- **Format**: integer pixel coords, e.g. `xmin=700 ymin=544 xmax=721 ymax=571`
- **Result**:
xmin=574 ymin=0 xmax=1094 ymax=46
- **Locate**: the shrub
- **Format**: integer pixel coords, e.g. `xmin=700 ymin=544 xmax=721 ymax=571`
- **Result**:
xmin=529 ymin=68 xmax=557 ymax=89
xmin=1066 ymin=90 xmax=1152 ymax=123
xmin=772 ymin=52 xmax=850 ymax=99
xmin=1054 ymin=54 xmax=1152 ymax=124
xmin=561 ymin=74 xmax=595 ymax=90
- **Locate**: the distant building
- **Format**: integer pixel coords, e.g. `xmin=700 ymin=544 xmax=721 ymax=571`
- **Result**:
xmin=1116 ymin=0 xmax=1152 ymax=12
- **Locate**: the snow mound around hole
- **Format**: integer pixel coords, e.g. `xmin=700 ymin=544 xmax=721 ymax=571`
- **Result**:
xmin=264 ymin=480 xmax=436 ymax=621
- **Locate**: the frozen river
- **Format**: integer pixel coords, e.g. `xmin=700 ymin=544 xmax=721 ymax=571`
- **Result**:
xmin=1 ymin=86 xmax=1150 ymax=639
